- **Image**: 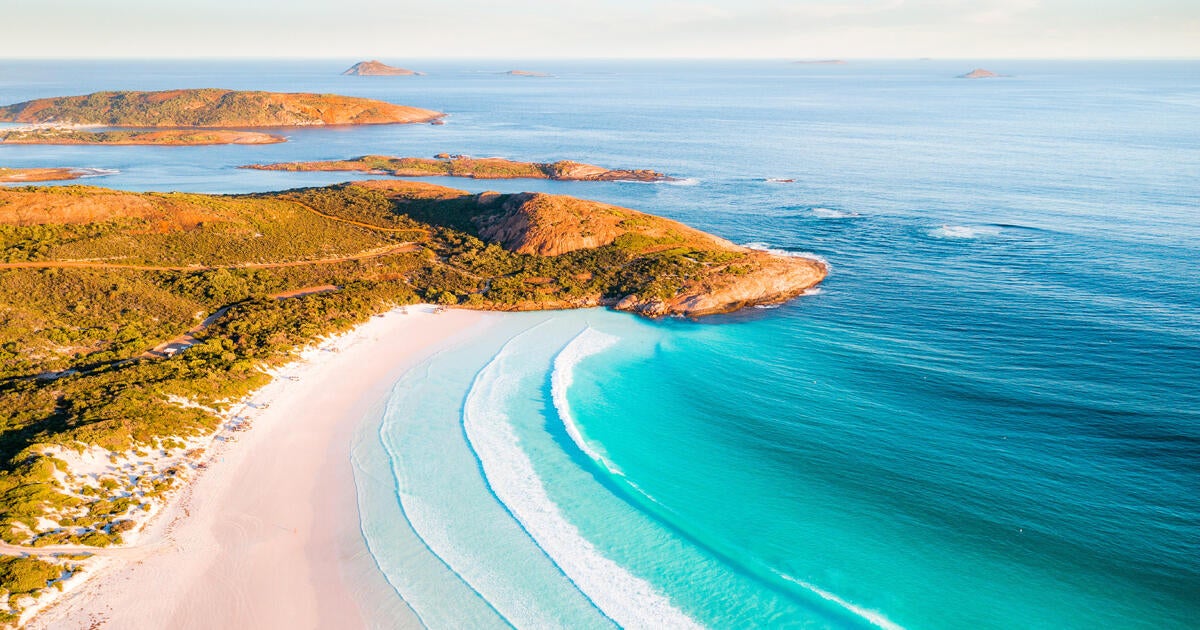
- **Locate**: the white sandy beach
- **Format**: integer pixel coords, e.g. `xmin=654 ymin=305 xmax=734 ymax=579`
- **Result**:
xmin=31 ymin=305 xmax=494 ymax=629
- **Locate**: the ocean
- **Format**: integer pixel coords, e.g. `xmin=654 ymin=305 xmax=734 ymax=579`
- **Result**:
xmin=2 ymin=59 xmax=1198 ymax=628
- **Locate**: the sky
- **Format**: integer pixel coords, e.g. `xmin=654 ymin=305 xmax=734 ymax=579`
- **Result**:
xmin=1 ymin=0 xmax=1197 ymax=59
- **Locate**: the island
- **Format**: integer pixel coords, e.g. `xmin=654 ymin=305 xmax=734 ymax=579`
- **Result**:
xmin=793 ymin=59 xmax=847 ymax=65
xmin=342 ymin=60 xmax=424 ymax=76
xmin=0 ymin=89 xmax=443 ymax=127
xmin=242 ymin=154 xmax=674 ymax=182
xmin=0 ymin=127 xmax=286 ymax=145
xmin=0 ymin=167 xmax=113 ymax=183
xmin=506 ymin=70 xmax=552 ymax=77
xmin=958 ymin=68 xmax=1004 ymax=79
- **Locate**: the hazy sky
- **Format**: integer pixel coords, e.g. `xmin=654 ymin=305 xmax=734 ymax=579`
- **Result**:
xmin=2 ymin=0 xmax=1197 ymax=59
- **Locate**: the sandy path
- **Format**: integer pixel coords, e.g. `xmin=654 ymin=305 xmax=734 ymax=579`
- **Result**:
xmin=32 ymin=305 xmax=492 ymax=629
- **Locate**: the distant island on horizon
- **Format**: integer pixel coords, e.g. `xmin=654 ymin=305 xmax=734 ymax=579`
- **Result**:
xmin=342 ymin=60 xmax=425 ymax=76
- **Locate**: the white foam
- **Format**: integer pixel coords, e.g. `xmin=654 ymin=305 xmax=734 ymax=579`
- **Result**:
xmin=811 ymin=207 xmax=858 ymax=219
xmin=550 ymin=329 xmax=667 ymax=504
xmin=743 ymin=242 xmax=831 ymax=267
xmin=75 ymin=168 xmax=120 ymax=178
xmin=551 ymin=329 xmax=622 ymax=475
xmin=619 ymin=176 xmax=700 ymax=186
xmin=464 ymin=334 xmax=701 ymax=629
xmin=929 ymin=225 xmax=1002 ymax=239
xmin=775 ymin=571 xmax=905 ymax=630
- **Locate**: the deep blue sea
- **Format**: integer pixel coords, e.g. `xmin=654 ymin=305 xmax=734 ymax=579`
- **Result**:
xmin=3 ymin=59 xmax=1198 ymax=628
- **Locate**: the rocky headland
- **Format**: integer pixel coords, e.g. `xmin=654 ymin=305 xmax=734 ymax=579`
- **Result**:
xmin=354 ymin=179 xmax=827 ymax=317
xmin=0 ymin=89 xmax=443 ymax=127
xmin=243 ymin=154 xmax=675 ymax=182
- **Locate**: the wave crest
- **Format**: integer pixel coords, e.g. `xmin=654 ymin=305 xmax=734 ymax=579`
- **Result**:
xmin=929 ymin=225 xmax=1002 ymax=239
xmin=464 ymin=331 xmax=702 ymax=629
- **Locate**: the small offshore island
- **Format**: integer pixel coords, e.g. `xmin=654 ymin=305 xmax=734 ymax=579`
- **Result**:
xmin=342 ymin=60 xmax=424 ymax=76
xmin=0 ymin=179 xmax=823 ymax=623
xmin=958 ymin=68 xmax=1005 ymax=79
xmin=0 ymin=89 xmax=443 ymax=127
xmin=243 ymin=154 xmax=674 ymax=182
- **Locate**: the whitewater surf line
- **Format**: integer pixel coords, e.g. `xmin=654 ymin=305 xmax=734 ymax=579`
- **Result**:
xmin=462 ymin=330 xmax=703 ymax=630
xmin=550 ymin=328 xmax=906 ymax=630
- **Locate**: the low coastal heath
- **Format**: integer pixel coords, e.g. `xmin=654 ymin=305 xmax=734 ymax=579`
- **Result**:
xmin=30 ymin=306 xmax=487 ymax=629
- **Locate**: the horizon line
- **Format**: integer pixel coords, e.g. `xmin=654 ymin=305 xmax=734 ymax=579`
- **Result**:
xmin=1 ymin=56 xmax=1198 ymax=62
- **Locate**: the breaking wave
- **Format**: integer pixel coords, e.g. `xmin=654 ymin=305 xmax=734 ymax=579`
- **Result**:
xmin=929 ymin=225 xmax=1002 ymax=239
xmin=463 ymin=333 xmax=702 ymax=629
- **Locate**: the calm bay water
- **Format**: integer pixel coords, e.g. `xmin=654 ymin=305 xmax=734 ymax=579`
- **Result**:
xmin=3 ymin=59 xmax=1198 ymax=628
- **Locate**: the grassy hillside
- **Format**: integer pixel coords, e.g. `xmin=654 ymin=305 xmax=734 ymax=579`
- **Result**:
xmin=0 ymin=89 xmax=443 ymax=127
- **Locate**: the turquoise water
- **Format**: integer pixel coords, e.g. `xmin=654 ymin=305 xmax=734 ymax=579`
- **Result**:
xmin=3 ymin=60 xmax=1198 ymax=628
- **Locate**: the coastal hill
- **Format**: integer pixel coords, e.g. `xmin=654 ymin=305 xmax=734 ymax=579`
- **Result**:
xmin=0 ymin=181 xmax=822 ymax=614
xmin=0 ymin=89 xmax=443 ymax=127
xmin=243 ymin=154 xmax=673 ymax=182
xmin=959 ymin=68 xmax=1003 ymax=79
xmin=1 ymin=127 xmax=285 ymax=146
xmin=342 ymin=60 xmax=424 ymax=76
xmin=356 ymin=180 xmax=825 ymax=316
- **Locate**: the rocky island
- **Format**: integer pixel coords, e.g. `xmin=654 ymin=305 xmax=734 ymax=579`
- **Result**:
xmin=0 ymin=127 xmax=285 ymax=145
xmin=243 ymin=154 xmax=674 ymax=182
xmin=0 ymin=166 xmax=113 ymax=183
xmin=0 ymin=89 xmax=443 ymax=127
xmin=958 ymin=68 xmax=1004 ymax=79
xmin=342 ymin=60 xmax=424 ymax=76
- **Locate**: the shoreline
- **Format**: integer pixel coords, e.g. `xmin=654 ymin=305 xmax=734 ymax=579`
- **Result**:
xmin=29 ymin=305 xmax=496 ymax=629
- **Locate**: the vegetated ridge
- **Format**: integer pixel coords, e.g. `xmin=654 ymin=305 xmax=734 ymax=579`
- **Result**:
xmin=0 ymin=128 xmax=285 ymax=146
xmin=0 ymin=89 xmax=443 ymax=127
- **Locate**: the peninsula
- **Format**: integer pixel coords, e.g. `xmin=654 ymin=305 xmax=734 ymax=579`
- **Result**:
xmin=0 ymin=127 xmax=285 ymax=146
xmin=342 ymin=60 xmax=424 ymax=76
xmin=0 ymin=167 xmax=112 ymax=183
xmin=0 ymin=180 xmax=822 ymax=623
xmin=0 ymin=89 xmax=443 ymax=127
xmin=243 ymin=154 xmax=674 ymax=182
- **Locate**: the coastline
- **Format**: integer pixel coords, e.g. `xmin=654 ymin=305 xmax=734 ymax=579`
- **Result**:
xmin=29 ymin=305 xmax=496 ymax=629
